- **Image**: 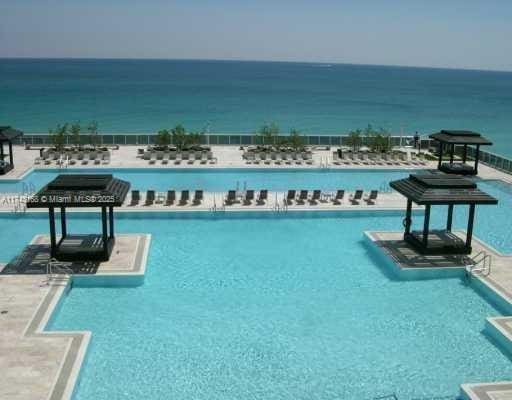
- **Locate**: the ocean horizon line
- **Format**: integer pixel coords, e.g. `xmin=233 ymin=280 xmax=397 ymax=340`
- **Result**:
xmin=3 ymin=58 xmax=512 ymax=158
xmin=2 ymin=56 xmax=511 ymax=74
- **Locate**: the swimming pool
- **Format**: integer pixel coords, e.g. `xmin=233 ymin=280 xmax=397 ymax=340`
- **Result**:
xmin=1 ymin=208 xmax=510 ymax=400
xmin=0 ymin=168 xmax=417 ymax=193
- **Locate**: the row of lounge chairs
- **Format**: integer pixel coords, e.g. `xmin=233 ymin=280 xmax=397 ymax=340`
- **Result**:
xmin=129 ymin=189 xmax=269 ymax=207
xmin=35 ymin=150 xmax=111 ymax=165
xmin=129 ymin=190 xmax=204 ymax=206
xmin=142 ymin=151 xmax=216 ymax=165
xmin=243 ymin=152 xmax=314 ymax=165
xmin=226 ymin=189 xmax=376 ymax=206
xmin=128 ymin=189 xmax=377 ymax=207
xmin=224 ymin=190 xmax=268 ymax=206
xmin=284 ymin=189 xmax=377 ymax=205
xmin=221 ymin=189 xmax=377 ymax=206
xmin=332 ymin=152 xmax=427 ymax=166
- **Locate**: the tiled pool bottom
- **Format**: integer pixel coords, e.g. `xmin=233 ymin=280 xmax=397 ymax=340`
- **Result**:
xmin=39 ymin=214 xmax=512 ymax=400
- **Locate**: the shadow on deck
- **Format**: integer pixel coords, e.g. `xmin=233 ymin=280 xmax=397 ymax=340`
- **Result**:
xmin=1 ymin=243 xmax=99 ymax=275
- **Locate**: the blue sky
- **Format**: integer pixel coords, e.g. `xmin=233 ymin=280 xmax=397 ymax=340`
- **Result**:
xmin=2 ymin=0 xmax=512 ymax=70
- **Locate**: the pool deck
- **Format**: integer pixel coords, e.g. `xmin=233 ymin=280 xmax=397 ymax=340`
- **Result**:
xmin=0 ymin=234 xmax=151 ymax=400
xmin=1 ymin=145 xmax=511 ymax=181
xmin=0 ymin=190 xmax=417 ymax=213
xmin=1 ymin=145 xmax=512 ymax=399
xmin=366 ymin=231 xmax=512 ymax=400
xmin=0 ymin=145 xmax=435 ymax=181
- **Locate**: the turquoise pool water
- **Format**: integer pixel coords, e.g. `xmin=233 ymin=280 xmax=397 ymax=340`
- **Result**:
xmin=0 ymin=206 xmax=510 ymax=400
xmin=0 ymin=168 xmax=415 ymax=193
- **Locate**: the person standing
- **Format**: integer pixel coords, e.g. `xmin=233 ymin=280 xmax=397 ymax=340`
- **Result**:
xmin=413 ymin=131 xmax=420 ymax=150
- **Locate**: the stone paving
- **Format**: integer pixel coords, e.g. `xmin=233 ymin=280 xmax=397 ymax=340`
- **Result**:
xmin=0 ymin=234 xmax=151 ymax=400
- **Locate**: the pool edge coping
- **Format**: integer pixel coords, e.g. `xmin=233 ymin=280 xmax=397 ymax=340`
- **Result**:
xmin=19 ymin=233 xmax=152 ymax=400
xmin=9 ymin=219 xmax=512 ymax=399
xmin=364 ymin=231 xmax=512 ymax=400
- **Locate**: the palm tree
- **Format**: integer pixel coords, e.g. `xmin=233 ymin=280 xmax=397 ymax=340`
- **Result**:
xmin=87 ymin=121 xmax=100 ymax=148
xmin=347 ymin=129 xmax=362 ymax=152
xmin=171 ymin=124 xmax=187 ymax=150
xmin=156 ymin=129 xmax=171 ymax=147
xmin=49 ymin=123 xmax=68 ymax=153
xmin=258 ymin=122 xmax=279 ymax=146
xmin=289 ymin=129 xmax=304 ymax=151
xmin=70 ymin=122 xmax=81 ymax=148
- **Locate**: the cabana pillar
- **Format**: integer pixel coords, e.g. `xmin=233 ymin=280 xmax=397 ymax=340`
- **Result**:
xmin=109 ymin=206 xmax=114 ymax=238
xmin=8 ymin=141 xmax=13 ymax=166
xmin=60 ymin=207 xmax=67 ymax=237
xmin=422 ymin=205 xmax=431 ymax=247
xmin=404 ymin=199 xmax=412 ymax=235
xmin=49 ymin=207 xmax=57 ymax=257
xmin=446 ymin=204 xmax=454 ymax=232
xmin=437 ymin=143 xmax=443 ymax=169
xmin=474 ymin=145 xmax=480 ymax=174
xmin=466 ymin=204 xmax=476 ymax=249
xmin=101 ymin=206 xmax=108 ymax=253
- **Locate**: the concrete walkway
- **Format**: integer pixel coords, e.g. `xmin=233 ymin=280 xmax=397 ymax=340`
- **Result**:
xmin=0 ymin=234 xmax=151 ymax=400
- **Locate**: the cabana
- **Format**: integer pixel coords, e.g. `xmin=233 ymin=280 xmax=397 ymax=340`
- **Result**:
xmin=429 ymin=130 xmax=492 ymax=175
xmin=0 ymin=126 xmax=23 ymax=174
xmin=390 ymin=174 xmax=497 ymax=255
xmin=27 ymin=174 xmax=130 ymax=261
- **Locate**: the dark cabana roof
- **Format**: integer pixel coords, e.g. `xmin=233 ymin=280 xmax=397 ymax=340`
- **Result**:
xmin=27 ymin=174 xmax=130 ymax=208
xmin=390 ymin=174 xmax=498 ymax=205
xmin=429 ymin=130 xmax=492 ymax=145
xmin=0 ymin=126 xmax=23 ymax=142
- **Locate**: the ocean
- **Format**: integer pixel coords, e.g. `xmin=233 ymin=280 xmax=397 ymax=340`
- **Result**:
xmin=1 ymin=58 xmax=512 ymax=156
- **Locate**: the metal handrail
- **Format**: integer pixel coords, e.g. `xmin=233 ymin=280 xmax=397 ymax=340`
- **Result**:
xmin=210 ymin=193 xmax=217 ymax=212
xmin=13 ymin=199 xmax=27 ymax=214
xmin=47 ymin=258 xmax=74 ymax=276
xmin=210 ymin=193 xmax=225 ymax=212
xmin=44 ymin=258 xmax=74 ymax=287
xmin=467 ymin=251 xmax=492 ymax=277
xmin=472 ymin=250 xmax=487 ymax=264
